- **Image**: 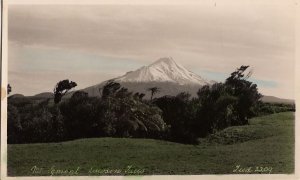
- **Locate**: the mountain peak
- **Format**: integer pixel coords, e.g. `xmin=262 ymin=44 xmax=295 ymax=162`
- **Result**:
xmin=150 ymin=57 xmax=176 ymax=66
xmin=115 ymin=57 xmax=212 ymax=86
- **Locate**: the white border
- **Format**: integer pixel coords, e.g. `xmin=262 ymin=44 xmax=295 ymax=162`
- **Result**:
xmin=1 ymin=0 xmax=8 ymax=179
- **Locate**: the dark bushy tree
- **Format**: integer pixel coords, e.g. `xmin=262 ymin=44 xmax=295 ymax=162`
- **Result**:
xmin=48 ymin=105 xmax=65 ymax=141
xmin=225 ymin=65 xmax=262 ymax=125
xmin=18 ymin=105 xmax=54 ymax=143
xmin=53 ymin=79 xmax=77 ymax=104
xmin=8 ymin=93 xmax=67 ymax=143
xmin=60 ymin=91 xmax=97 ymax=139
xmin=7 ymin=104 xmax=22 ymax=143
xmin=147 ymin=87 xmax=160 ymax=100
xmin=195 ymin=83 xmax=238 ymax=136
xmin=133 ymin=92 xmax=146 ymax=100
xmin=7 ymin=66 xmax=265 ymax=145
xmin=154 ymin=92 xmax=198 ymax=144
xmin=101 ymin=81 xmax=121 ymax=99
xmin=99 ymin=81 xmax=166 ymax=138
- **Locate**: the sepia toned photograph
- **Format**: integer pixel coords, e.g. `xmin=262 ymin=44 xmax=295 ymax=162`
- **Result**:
xmin=3 ymin=0 xmax=297 ymax=177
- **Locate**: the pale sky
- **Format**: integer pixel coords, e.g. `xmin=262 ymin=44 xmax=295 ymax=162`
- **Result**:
xmin=8 ymin=1 xmax=296 ymax=99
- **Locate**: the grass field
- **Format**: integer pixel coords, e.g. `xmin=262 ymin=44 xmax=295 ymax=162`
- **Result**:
xmin=8 ymin=112 xmax=294 ymax=176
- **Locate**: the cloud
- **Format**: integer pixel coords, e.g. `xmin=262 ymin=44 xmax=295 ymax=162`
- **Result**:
xmin=8 ymin=3 xmax=295 ymax=99
xmin=8 ymin=4 xmax=294 ymax=61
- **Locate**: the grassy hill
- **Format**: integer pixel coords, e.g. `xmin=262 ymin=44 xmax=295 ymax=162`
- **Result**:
xmin=8 ymin=112 xmax=294 ymax=176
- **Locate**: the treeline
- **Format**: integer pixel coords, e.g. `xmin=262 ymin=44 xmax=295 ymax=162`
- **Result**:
xmin=7 ymin=66 xmax=295 ymax=144
xmin=251 ymin=102 xmax=295 ymax=116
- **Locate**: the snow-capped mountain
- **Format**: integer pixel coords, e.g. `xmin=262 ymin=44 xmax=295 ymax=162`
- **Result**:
xmin=78 ymin=57 xmax=214 ymax=98
xmin=115 ymin=57 xmax=211 ymax=86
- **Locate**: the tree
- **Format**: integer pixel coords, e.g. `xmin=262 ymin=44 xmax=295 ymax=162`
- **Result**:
xmin=8 ymin=104 xmax=22 ymax=143
xmin=154 ymin=93 xmax=198 ymax=144
xmin=7 ymin=84 xmax=12 ymax=94
xmin=225 ymin=65 xmax=262 ymax=125
xmin=101 ymin=81 xmax=121 ymax=99
xmin=60 ymin=91 xmax=97 ymax=139
xmin=147 ymin=87 xmax=160 ymax=100
xmin=196 ymin=83 xmax=238 ymax=136
xmin=176 ymin=92 xmax=191 ymax=102
xmin=53 ymin=79 xmax=77 ymax=104
xmin=17 ymin=103 xmax=55 ymax=143
xmin=226 ymin=65 xmax=251 ymax=83
xmin=98 ymin=82 xmax=166 ymax=138
xmin=191 ymin=65 xmax=261 ymax=138
xmin=133 ymin=92 xmax=145 ymax=100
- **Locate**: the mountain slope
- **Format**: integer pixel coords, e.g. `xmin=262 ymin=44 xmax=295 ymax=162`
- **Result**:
xmin=261 ymin=95 xmax=294 ymax=104
xmin=80 ymin=81 xmax=203 ymax=99
xmin=79 ymin=57 xmax=213 ymax=98
xmin=115 ymin=57 xmax=211 ymax=85
xmin=32 ymin=92 xmax=54 ymax=98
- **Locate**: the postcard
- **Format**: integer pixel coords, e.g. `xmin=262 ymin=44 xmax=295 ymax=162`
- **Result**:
xmin=1 ymin=0 xmax=299 ymax=179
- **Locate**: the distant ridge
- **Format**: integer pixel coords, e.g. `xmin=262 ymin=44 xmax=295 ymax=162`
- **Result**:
xmin=261 ymin=95 xmax=294 ymax=104
xmin=32 ymin=92 xmax=54 ymax=98
xmin=8 ymin=94 xmax=25 ymax=98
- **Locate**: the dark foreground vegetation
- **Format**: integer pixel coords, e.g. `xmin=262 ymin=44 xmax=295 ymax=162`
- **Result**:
xmin=8 ymin=112 xmax=295 ymax=175
xmin=8 ymin=66 xmax=295 ymax=144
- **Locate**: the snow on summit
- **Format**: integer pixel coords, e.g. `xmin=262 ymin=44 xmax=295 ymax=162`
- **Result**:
xmin=115 ymin=57 xmax=211 ymax=86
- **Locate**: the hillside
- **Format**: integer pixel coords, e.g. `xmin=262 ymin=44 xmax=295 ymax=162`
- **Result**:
xmin=79 ymin=81 xmax=203 ymax=99
xmin=261 ymin=95 xmax=294 ymax=104
xmin=31 ymin=92 xmax=53 ymax=98
xmin=8 ymin=94 xmax=25 ymax=98
xmin=8 ymin=112 xmax=294 ymax=176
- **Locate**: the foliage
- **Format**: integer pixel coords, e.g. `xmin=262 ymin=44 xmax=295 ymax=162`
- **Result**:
xmin=53 ymin=79 xmax=77 ymax=104
xmin=154 ymin=93 xmax=198 ymax=144
xmin=195 ymin=83 xmax=238 ymax=137
xmin=251 ymin=101 xmax=295 ymax=116
xmin=8 ymin=84 xmax=12 ymax=94
xmin=7 ymin=65 xmax=292 ymax=145
xmin=7 ymin=104 xmax=22 ymax=144
xmin=99 ymin=81 xmax=166 ymax=138
xmin=147 ymin=87 xmax=160 ymax=100
xmin=60 ymin=91 xmax=99 ymax=139
xmin=154 ymin=66 xmax=262 ymax=143
xmin=8 ymin=97 xmax=65 ymax=143
xmin=224 ymin=66 xmax=262 ymax=125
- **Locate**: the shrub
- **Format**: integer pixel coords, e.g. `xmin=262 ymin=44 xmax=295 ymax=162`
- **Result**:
xmin=60 ymin=91 xmax=98 ymax=139
xmin=7 ymin=104 xmax=22 ymax=144
xmin=99 ymin=82 xmax=167 ymax=138
xmin=154 ymin=93 xmax=198 ymax=144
